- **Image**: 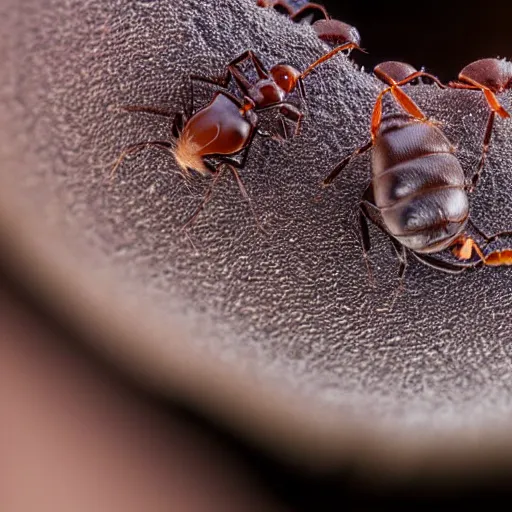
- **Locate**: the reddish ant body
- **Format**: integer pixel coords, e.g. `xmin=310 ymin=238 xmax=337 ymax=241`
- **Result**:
xmin=322 ymin=61 xmax=512 ymax=277
xmin=256 ymin=0 xmax=361 ymax=47
xmin=111 ymin=43 xmax=358 ymax=230
xmin=448 ymin=58 xmax=512 ymax=190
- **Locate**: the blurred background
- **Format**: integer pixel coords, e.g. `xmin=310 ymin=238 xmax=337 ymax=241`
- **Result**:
xmin=323 ymin=0 xmax=512 ymax=81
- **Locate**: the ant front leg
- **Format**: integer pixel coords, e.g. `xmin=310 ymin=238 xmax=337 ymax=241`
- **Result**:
xmin=371 ymin=71 xmax=445 ymax=138
xmin=193 ymin=50 xmax=268 ymax=99
xmin=371 ymin=87 xmax=425 ymax=138
xmin=224 ymin=50 xmax=272 ymax=97
xmin=228 ymin=50 xmax=269 ymax=80
xmin=279 ymin=103 xmax=303 ymax=136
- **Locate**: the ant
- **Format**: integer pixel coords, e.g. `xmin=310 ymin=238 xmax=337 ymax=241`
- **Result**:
xmin=448 ymin=58 xmax=512 ymax=191
xmin=321 ymin=60 xmax=512 ymax=281
xmin=256 ymin=0 xmax=361 ymax=47
xmin=110 ymin=42 xmax=359 ymax=231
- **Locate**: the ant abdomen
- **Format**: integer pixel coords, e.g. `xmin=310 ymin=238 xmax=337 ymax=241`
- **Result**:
xmin=373 ymin=115 xmax=469 ymax=253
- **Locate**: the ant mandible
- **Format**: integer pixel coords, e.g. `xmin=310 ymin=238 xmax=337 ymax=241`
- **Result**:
xmin=448 ymin=58 xmax=512 ymax=191
xmin=321 ymin=60 xmax=512 ymax=280
xmin=110 ymin=42 xmax=359 ymax=231
xmin=256 ymin=1 xmax=361 ymax=47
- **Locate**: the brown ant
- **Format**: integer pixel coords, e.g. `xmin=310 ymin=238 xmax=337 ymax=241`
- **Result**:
xmin=110 ymin=43 xmax=358 ymax=231
xmin=256 ymin=1 xmax=361 ymax=47
xmin=448 ymin=58 xmax=512 ymax=191
xmin=321 ymin=61 xmax=512 ymax=279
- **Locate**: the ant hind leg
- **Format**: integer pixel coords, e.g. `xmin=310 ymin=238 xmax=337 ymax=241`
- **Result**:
xmin=467 ymin=111 xmax=495 ymax=193
xmin=108 ymin=140 xmax=174 ymax=183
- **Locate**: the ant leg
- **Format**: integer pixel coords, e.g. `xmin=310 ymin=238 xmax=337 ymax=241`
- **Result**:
xmin=297 ymin=78 xmax=307 ymax=104
xmin=389 ymin=86 xmax=426 ymax=121
xmin=457 ymin=226 xmax=512 ymax=266
xmin=225 ymin=52 xmax=271 ymax=95
xmin=467 ymin=111 xmax=495 ymax=192
xmin=483 ymin=249 xmax=512 ymax=266
xmin=228 ymin=50 xmax=269 ymax=81
xmin=452 ymin=235 xmax=485 ymax=263
xmin=272 ymin=117 xmax=289 ymax=142
xmin=449 ymin=81 xmax=509 ymax=118
xmin=211 ymin=156 xmax=265 ymax=233
xmin=108 ymin=140 xmax=173 ymax=182
xmin=372 ymin=71 xmax=444 ymax=134
xmin=360 ymin=195 xmax=408 ymax=283
xmin=467 ymin=219 xmax=512 ymax=245
xmin=448 ymin=81 xmax=478 ymax=90
xmin=388 ymin=238 xmax=408 ymax=302
xmin=360 ymin=194 xmax=409 ymax=286
xmin=189 ymin=72 xmax=235 ymax=115
xmin=411 ymin=252 xmax=473 ymax=274
xmin=388 ymin=237 xmax=408 ymax=283
xmin=268 ymin=1 xmax=294 ymax=16
xmin=225 ymin=65 xmax=253 ymax=96
xmin=279 ymin=103 xmax=303 ymax=136
xmin=482 ymin=88 xmax=510 ymax=118
xmin=180 ymin=165 xmax=227 ymax=232
xmin=246 ymin=51 xmax=270 ymax=80
xmin=189 ymin=72 xmax=232 ymax=90
xmin=290 ymin=4 xmax=329 ymax=24
xmin=395 ymin=71 xmax=446 ymax=90
xmin=451 ymin=235 xmax=512 ymax=267
xmin=322 ymin=140 xmax=372 ymax=187
xmin=228 ymin=165 xmax=267 ymax=234
xmin=370 ymin=87 xmax=426 ymax=140
xmin=171 ymin=112 xmax=186 ymax=139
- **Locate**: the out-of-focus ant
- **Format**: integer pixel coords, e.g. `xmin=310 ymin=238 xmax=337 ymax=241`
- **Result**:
xmin=321 ymin=61 xmax=512 ymax=280
xmin=448 ymin=58 xmax=512 ymax=191
xmin=256 ymin=0 xmax=361 ymax=47
xmin=110 ymin=42 xmax=358 ymax=231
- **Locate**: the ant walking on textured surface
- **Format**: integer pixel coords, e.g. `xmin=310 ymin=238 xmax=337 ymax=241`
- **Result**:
xmin=110 ymin=41 xmax=360 ymax=232
xmin=321 ymin=60 xmax=512 ymax=285
xmin=256 ymin=0 xmax=361 ymax=48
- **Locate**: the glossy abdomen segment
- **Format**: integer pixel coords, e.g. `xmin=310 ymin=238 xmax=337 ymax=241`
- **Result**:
xmin=174 ymin=92 xmax=253 ymax=174
xmin=183 ymin=93 xmax=252 ymax=157
xmin=373 ymin=117 xmax=468 ymax=253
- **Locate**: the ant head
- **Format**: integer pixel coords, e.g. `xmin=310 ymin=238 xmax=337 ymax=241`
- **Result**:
xmin=459 ymin=58 xmax=512 ymax=92
xmin=270 ymin=64 xmax=301 ymax=93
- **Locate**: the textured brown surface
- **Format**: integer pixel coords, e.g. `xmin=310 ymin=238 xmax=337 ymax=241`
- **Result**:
xmin=2 ymin=0 xmax=512 ymax=480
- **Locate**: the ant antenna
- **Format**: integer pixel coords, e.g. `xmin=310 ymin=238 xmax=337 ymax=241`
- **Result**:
xmin=300 ymin=42 xmax=364 ymax=80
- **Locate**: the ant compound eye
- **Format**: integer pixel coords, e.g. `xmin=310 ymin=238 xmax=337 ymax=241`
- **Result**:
xmin=271 ymin=64 xmax=300 ymax=93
